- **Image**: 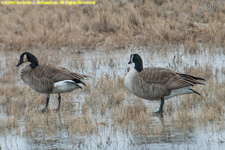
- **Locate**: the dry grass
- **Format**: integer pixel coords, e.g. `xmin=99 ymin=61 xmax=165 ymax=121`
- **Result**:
xmin=0 ymin=47 xmax=225 ymax=148
xmin=0 ymin=1 xmax=225 ymax=148
xmin=2 ymin=51 xmax=224 ymax=141
xmin=1 ymin=0 xmax=225 ymax=51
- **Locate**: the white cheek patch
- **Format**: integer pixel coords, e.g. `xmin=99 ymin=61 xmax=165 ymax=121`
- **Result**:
xmin=23 ymin=54 xmax=28 ymax=63
xmin=131 ymin=55 xmax=134 ymax=63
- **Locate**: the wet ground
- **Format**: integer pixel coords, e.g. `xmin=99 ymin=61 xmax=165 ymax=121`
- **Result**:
xmin=0 ymin=46 xmax=225 ymax=149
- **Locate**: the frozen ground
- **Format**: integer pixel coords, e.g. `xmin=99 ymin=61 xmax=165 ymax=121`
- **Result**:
xmin=0 ymin=46 xmax=225 ymax=150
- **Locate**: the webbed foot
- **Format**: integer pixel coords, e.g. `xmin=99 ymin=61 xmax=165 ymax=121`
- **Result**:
xmin=153 ymin=110 xmax=163 ymax=117
xmin=40 ymin=108 xmax=48 ymax=113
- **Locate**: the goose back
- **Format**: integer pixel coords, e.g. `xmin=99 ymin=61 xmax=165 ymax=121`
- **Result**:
xmin=126 ymin=67 xmax=204 ymax=100
xmin=20 ymin=64 xmax=87 ymax=94
xmin=32 ymin=64 xmax=87 ymax=85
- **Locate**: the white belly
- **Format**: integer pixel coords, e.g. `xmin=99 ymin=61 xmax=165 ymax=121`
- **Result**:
xmin=165 ymin=86 xmax=193 ymax=99
xmin=52 ymin=80 xmax=80 ymax=93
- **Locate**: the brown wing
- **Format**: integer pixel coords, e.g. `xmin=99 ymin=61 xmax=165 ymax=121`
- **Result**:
xmin=20 ymin=65 xmax=54 ymax=93
xmin=31 ymin=65 xmax=88 ymax=86
xmin=139 ymin=67 xmax=200 ymax=90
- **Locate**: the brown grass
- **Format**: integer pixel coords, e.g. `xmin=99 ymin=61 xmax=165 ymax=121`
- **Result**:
xmin=0 ymin=1 xmax=224 ymax=148
xmin=1 ymin=0 xmax=225 ymax=51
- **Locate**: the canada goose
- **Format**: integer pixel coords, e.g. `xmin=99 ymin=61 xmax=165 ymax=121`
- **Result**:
xmin=17 ymin=52 xmax=89 ymax=112
xmin=124 ymin=54 xmax=205 ymax=116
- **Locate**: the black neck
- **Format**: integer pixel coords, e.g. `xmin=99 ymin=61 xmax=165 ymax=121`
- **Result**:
xmin=27 ymin=53 xmax=39 ymax=69
xmin=134 ymin=61 xmax=143 ymax=72
xmin=30 ymin=63 xmax=38 ymax=69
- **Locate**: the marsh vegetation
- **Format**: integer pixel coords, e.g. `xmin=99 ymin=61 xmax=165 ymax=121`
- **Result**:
xmin=1 ymin=0 xmax=225 ymax=51
xmin=0 ymin=0 xmax=225 ymax=149
xmin=0 ymin=47 xmax=225 ymax=149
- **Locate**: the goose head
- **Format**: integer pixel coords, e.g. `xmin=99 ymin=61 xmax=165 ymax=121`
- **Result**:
xmin=17 ymin=52 xmax=39 ymax=69
xmin=128 ymin=54 xmax=143 ymax=72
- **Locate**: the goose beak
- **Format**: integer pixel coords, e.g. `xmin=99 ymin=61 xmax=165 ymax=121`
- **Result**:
xmin=128 ymin=61 xmax=132 ymax=64
xmin=16 ymin=59 xmax=23 ymax=67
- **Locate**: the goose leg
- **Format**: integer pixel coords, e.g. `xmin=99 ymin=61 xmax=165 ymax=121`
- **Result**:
xmin=41 ymin=94 xmax=50 ymax=113
xmin=154 ymin=98 xmax=164 ymax=116
xmin=55 ymin=94 xmax=61 ymax=111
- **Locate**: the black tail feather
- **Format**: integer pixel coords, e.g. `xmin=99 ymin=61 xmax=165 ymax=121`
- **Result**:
xmin=190 ymin=89 xmax=201 ymax=95
xmin=177 ymin=73 xmax=206 ymax=85
xmin=178 ymin=73 xmax=206 ymax=81
xmin=73 ymin=79 xmax=86 ymax=86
